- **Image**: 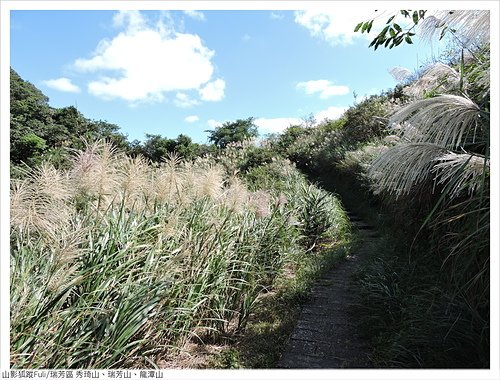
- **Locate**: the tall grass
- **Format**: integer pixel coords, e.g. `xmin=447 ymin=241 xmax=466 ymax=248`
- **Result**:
xmin=11 ymin=140 xmax=349 ymax=368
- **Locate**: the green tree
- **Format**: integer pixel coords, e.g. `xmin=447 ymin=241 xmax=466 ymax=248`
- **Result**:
xmin=140 ymin=134 xmax=176 ymax=162
xmin=10 ymin=68 xmax=133 ymax=171
xmin=12 ymin=133 xmax=47 ymax=166
xmin=207 ymin=117 xmax=258 ymax=149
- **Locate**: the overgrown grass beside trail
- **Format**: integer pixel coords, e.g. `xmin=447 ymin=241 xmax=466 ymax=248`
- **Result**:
xmin=10 ymin=140 xmax=351 ymax=369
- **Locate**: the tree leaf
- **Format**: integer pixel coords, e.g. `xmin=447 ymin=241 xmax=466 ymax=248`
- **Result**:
xmin=405 ymin=35 xmax=413 ymax=44
xmin=380 ymin=25 xmax=390 ymax=38
xmin=413 ymin=11 xmax=419 ymax=24
xmin=367 ymin=20 xmax=374 ymax=33
xmin=354 ymin=22 xmax=363 ymax=32
xmin=394 ymin=23 xmax=402 ymax=32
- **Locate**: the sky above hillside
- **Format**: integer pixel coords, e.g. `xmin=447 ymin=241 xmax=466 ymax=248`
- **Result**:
xmin=10 ymin=7 xmax=449 ymax=143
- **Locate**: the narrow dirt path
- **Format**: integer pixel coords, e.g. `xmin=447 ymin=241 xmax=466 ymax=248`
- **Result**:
xmin=277 ymin=210 xmax=379 ymax=368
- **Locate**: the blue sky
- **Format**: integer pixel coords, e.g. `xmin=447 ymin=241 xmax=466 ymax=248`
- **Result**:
xmin=10 ymin=8 xmax=449 ymax=144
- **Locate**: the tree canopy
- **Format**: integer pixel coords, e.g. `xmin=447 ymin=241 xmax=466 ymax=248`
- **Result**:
xmin=207 ymin=117 xmax=259 ymax=149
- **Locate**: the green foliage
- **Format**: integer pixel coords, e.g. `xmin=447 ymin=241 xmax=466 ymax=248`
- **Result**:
xmin=354 ymin=235 xmax=488 ymax=368
xmin=10 ymin=142 xmax=350 ymax=368
xmin=12 ymin=133 xmax=47 ymax=166
xmin=297 ymin=184 xmax=342 ymax=250
xmin=207 ymin=117 xmax=259 ymax=149
xmin=356 ymin=10 xmax=427 ymax=50
xmin=10 ymin=68 xmax=131 ymax=171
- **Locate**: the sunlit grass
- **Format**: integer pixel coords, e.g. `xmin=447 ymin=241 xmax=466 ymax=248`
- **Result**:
xmin=10 ymin=141 xmax=350 ymax=369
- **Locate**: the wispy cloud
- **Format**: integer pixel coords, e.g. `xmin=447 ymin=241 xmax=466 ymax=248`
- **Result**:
xmin=294 ymin=9 xmax=392 ymax=46
xmin=270 ymin=12 xmax=284 ymax=20
xmin=74 ymin=10 xmax=224 ymax=105
xmin=183 ymin=10 xmax=206 ymax=21
xmin=297 ymin=80 xmax=349 ymax=99
xmin=184 ymin=115 xmax=199 ymax=123
xmin=42 ymin=77 xmax=80 ymax=93
xmin=174 ymin=92 xmax=200 ymax=108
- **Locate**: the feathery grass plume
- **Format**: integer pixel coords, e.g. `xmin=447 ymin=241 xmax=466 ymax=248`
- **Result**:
xmin=34 ymin=161 xmax=73 ymax=202
xmin=199 ymin=165 xmax=224 ymax=200
xmin=389 ymin=66 xmax=413 ymax=83
xmin=250 ymin=190 xmax=271 ymax=217
xmin=403 ymin=63 xmax=460 ymax=99
xmin=183 ymin=163 xmax=224 ymax=201
xmin=118 ymin=155 xmax=151 ymax=209
xmin=389 ymin=95 xmax=481 ymax=148
xmin=432 ymin=152 xmax=489 ymax=199
xmin=153 ymin=159 xmax=184 ymax=205
xmin=70 ymin=140 xmax=123 ymax=212
xmin=420 ymin=10 xmax=490 ymax=48
xmin=11 ymin=163 xmax=73 ymax=237
xmin=221 ymin=176 xmax=250 ymax=213
xmin=369 ymin=143 xmax=448 ymax=197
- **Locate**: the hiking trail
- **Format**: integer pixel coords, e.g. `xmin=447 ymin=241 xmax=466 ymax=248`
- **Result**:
xmin=277 ymin=210 xmax=380 ymax=368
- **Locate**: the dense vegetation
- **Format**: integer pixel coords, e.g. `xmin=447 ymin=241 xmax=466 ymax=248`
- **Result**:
xmin=10 ymin=10 xmax=490 ymax=369
xmin=10 ymin=74 xmax=352 ymax=368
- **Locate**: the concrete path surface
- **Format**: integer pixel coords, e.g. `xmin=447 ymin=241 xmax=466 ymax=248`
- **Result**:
xmin=277 ymin=211 xmax=379 ymax=368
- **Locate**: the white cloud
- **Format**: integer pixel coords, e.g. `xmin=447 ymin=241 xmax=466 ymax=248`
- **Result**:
xmin=254 ymin=117 xmax=302 ymax=134
xmin=314 ymin=106 xmax=347 ymax=122
xmin=270 ymin=12 xmax=284 ymax=20
xmin=183 ymin=10 xmax=206 ymax=21
xmin=242 ymin=34 xmax=251 ymax=42
xmin=294 ymin=9 xmax=394 ymax=46
xmin=207 ymin=119 xmax=222 ymax=129
xmin=42 ymin=77 xmax=81 ymax=93
xmin=112 ymin=10 xmax=147 ymax=32
xmin=355 ymin=87 xmax=381 ymax=103
xmin=174 ymin=92 xmax=200 ymax=108
xmin=184 ymin=115 xmax=199 ymax=123
xmin=297 ymin=80 xmax=349 ymax=99
xmin=74 ymin=10 xmax=222 ymax=104
xmin=199 ymin=79 xmax=225 ymax=101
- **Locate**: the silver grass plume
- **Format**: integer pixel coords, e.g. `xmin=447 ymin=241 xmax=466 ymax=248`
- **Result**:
xmin=432 ymin=152 xmax=488 ymax=198
xmin=118 ymin=155 xmax=151 ymax=209
xmin=389 ymin=95 xmax=481 ymax=148
xmin=368 ymin=143 xmax=448 ymax=198
xmin=70 ymin=140 xmax=121 ymax=201
xmin=420 ymin=10 xmax=490 ymax=48
xmin=11 ymin=163 xmax=73 ymax=236
xmin=221 ymin=176 xmax=250 ymax=213
xmin=389 ymin=66 xmax=413 ymax=82
xmin=403 ymin=63 xmax=460 ymax=99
